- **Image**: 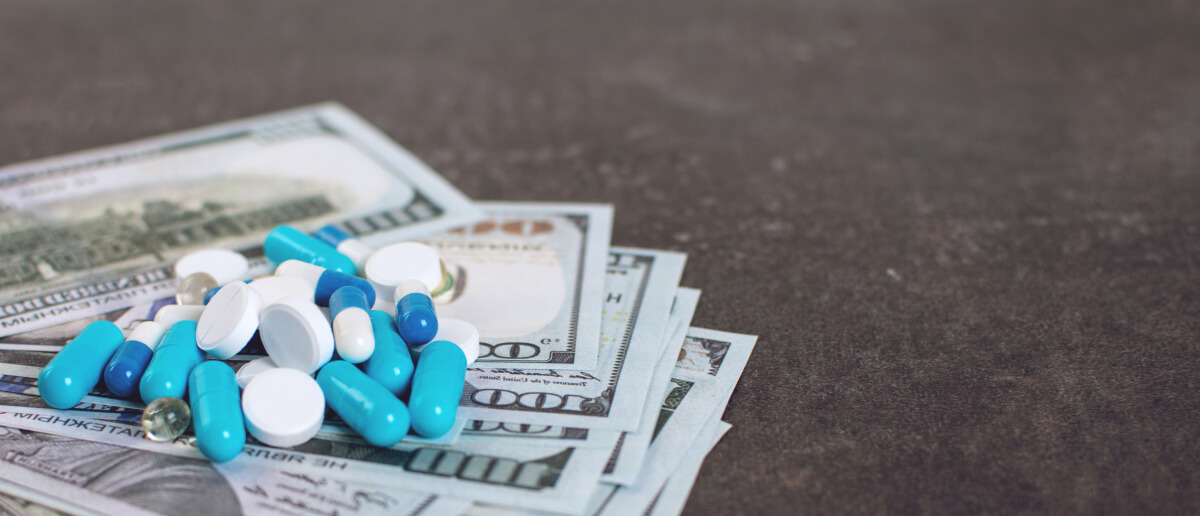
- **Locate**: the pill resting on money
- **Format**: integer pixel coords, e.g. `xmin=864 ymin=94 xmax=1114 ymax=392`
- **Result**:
xmin=264 ymin=225 xmax=357 ymax=275
xmin=247 ymin=275 xmax=314 ymax=306
xmin=139 ymin=320 xmax=205 ymax=404
xmin=259 ymin=296 xmax=335 ymax=374
xmin=142 ymin=396 xmax=191 ymax=442
xmin=364 ymin=242 xmax=443 ymax=295
xmin=176 ymin=272 xmax=220 ymax=305
xmin=408 ymin=340 xmax=467 ymax=438
xmin=236 ymin=356 xmax=279 ymax=389
xmin=317 ymin=360 xmax=410 ymax=447
xmin=189 ymin=361 xmax=246 ymax=462
xmin=242 ymin=367 xmax=325 ymax=448
xmin=103 ymin=321 xmax=167 ymax=398
xmin=431 ymin=318 xmax=481 ymax=365
xmin=38 ymin=320 xmax=125 ymax=409
xmin=362 ymin=310 xmax=415 ymax=396
xmin=175 ymin=249 xmax=249 ymax=285
xmin=196 ymin=282 xmax=263 ymax=359
xmin=330 ymin=286 xmax=375 ymax=363
xmin=275 ymin=259 xmax=375 ymax=307
xmin=153 ymin=304 xmax=205 ymax=327
xmin=314 ymin=225 xmax=373 ymax=270
xmin=395 ymin=279 xmax=438 ymax=347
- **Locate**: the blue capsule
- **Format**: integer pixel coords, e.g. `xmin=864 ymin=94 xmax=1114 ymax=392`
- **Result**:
xmin=39 ymin=320 xmax=126 ymax=409
xmin=395 ymin=280 xmax=437 ymax=346
xmin=313 ymin=225 xmax=373 ymax=270
xmin=103 ymin=321 xmax=167 ymax=398
xmin=316 ymin=361 xmax=409 ymax=447
xmin=362 ymin=310 xmax=415 ymax=396
xmin=408 ymin=340 xmax=466 ymax=438
xmin=264 ymin=225 xmax=357 ymax=275
xmin=139 ymin=320 xmax=205 ymax=404
xmin=275 ymin=260 xmax=375 ymax=307
xmin=189 ymin=361 xmax=245 ymax=462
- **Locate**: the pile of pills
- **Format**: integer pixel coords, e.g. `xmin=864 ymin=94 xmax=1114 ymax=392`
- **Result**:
xmin=37 ymin=224 xmax=479 ymax=462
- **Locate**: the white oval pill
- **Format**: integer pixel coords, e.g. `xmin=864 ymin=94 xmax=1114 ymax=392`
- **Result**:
xmin=248 ymin=276 xmax=315 ymax=306
xmin=153 ymin=304 xmax=206 ymax=327
xmin=242 ymin=368 xmax=325 ymax=448
xmin=235 ymin=357 xmax=278 ymax=389
xmin=333 ymin=309 xmax=375 ymax=363
xmin=175 ymin=249 xmax=249 ymax=285
xmin=197 ymin=282 xmax=263 ymax=359
xmin=431 ymin=317 xmax=480 ymax=364
xmin=259 ymin=297 xmax=334 ymax=374
xmin=364 ymin=242 xmax=442 ymax=294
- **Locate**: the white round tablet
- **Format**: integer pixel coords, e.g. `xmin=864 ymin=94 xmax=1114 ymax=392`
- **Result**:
xmin=430 ymin=317 xmax=481 ymax=364
xmin=259 ymin=297 xmax=335 ymax=374
xmin=248 ymin=276 xmax=315 ymax=307
xmin=153 ymin=304 xmax=206 ymax=327
xmin=196 ymin=282 xmax=263 ymax=359
xmin=235 ymin=357 xmax=279 ymax=389
xmin=364 ymin=242 xmax=442 ymax=293
xmin=242 ymin=368 xmax=325 ymax=448
xmin=175 ymin=249 xmax=249 ymax=285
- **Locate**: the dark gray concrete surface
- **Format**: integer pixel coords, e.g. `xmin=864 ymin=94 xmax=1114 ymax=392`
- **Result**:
xmin=2 ymin=1 xmax=1199 ymax=514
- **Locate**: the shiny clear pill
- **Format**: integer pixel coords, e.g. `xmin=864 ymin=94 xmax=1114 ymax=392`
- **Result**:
xmin=39 ymin=320 xmax=125 ymax=409
xmin=236 ymin=357 xmax=278 ymax=389
xmin=175 ymin=249 xmax=249 ymax=285
xmin=176 ymin=272 xmax=220 ymax=305
xmin=153 ymin=304 xmax=205 ymax=327
xmin=259 ymin=297 xmax=335 ymax=374
xmin=139 ymin=320 xmax=205 ymax=404
xmin=196 ymin=282 xmax=263 ymax=359
xmin=330 ymin=286 xmax=375 ymax=363
xmin=362 ymin=310 xmax=415 ymax=396
xmin=408 ymin=340 xmax=467 ymax=438
xmin=189 ymin=361 xmax=245 ymax=462
xmin=142 ymin=396 xmax=191 ymax=442
xmin=242 ymin=368 xmax=325 ymax=448
xmin=431 ymin=318 xmax=481 ymax=364
xmin=317 ymin=361 xmax=410 ymax=447
xmin=264 ymin=225 xmax=357 ymax=275
xmin=395 ymin=280 xmax=438 ymax=346
xmin=275 ymin=260 xmax=375 ymax=307
xmin=103 ymin=321 xmax=167 ymax=398
xmin=314 ymin=225 xmax=373 ymax=270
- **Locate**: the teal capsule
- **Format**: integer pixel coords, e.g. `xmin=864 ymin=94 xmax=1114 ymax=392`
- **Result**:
xmin=39 ymin=320 xmax=125 ymax=409
xmin=264 ymin=226 xmax=357 ymax=275
xmin=139 ymin=321 xmax=204 ymax=404
xmin=316 ymin=361 xmax=409 ymax=447
xmin=188 ymin=361 xmax=245 ymax=462
xmin=408 ymin=341 xmax=466 ymax=438
xmin=362 ymin=310 xmax=415 ymax=396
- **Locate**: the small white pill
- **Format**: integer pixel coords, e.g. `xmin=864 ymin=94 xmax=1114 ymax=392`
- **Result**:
xmin=196 ymin=282 xmax=263 ymax=359
xmin=242 ymin=368 xmax=325 ymax=448
xmin=248 ymin=276 xmax=315 ymax=306
xmin=235 ymin=357 xmax=278 ymax=389
xmin=153 ymin=304 xmax=205 ymax=327
xmin=258 ymin=297 xmax=335 ymax=374
xmin=175 ymin=249 xmax=249 ymax=285
xmin=429 ymin=318 xmax=481 ymax=364
xmin=364 ymin=242 xmax=442 ymax=295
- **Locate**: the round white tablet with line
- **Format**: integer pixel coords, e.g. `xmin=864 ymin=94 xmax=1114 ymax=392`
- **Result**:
xmin=242 ymin=368 xmax=325 ymax=447
xmin=197 ymin=282 xmax=263 ymax=359
xmin=175 ymin=249 xmax=249 ymax=285
xmin=258 ymin=296 xmax=334 ymax=374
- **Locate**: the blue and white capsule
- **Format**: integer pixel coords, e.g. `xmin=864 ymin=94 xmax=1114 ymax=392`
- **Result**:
xmin=395 ymin=279 xmax=438 ymax=346
xmin=409 ymin=341 xmax=466 ymax=438
xmin=330 ymin=286 xmax=376 ymax=363
xmin=362 ymin=310 xmax=415 ymax=396
xmin=103 ymin=321 xmax=168 ymax=398
xmin=317 ymin=361 xmax=410 ymax=447
xmin=139 ymin=320 xmax=205 ymax=404
xmin=39 ymin=320 xmax=126 ymax=409
xmin=189 ymin=361 xmax=245 ymax=462
xmin=275 ymin=260 xmax=376 ymax=307
xmin=314 ymin=225 xmax=374 ymax=270
xmin=264 ymin=225 xmax=357 ymax=275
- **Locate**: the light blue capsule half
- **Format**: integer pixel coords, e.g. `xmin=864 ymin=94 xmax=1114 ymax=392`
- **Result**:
xmin=264 ymin=225 xmax=357 ymax=275
xmin=313 ymin=225 xmax=354 ymax=246
xmin=408 ymin=341 xmax=466 ymax=438
xmin=317 ymin=360 xmax=409 ymax=447
xmin=39 ymin=320 xmax=125 ymax=409
xmin=189 ymin=361 xmax=245 ymax=462
xmin=139 ymin=321 xmax=204 ymax=404
xmin=362 ymin=310 xmax=415 ymax=396
xmin=329 ymin=286 xmax=370 ymax=320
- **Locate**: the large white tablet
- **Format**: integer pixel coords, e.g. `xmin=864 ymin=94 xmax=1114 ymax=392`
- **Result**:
xmin=175 ymin=249 xmax=249 ymax=285
xmin=429 ymin=317 xmax=481 ymax=364
xmin=364 ymin=242 xmax=442 ymax=294
xmin=242 ymin=368 xmax=325 ymax=448
xmin=197 ymin=282 xmax=263 ymax=359
xmin=259 ymin=297 xmax=335 ymax=374
xmin=248 ymin=276 xmax=315 ymax=306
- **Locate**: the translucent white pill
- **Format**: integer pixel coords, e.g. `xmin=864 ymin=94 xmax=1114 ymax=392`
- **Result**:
xmin=259 ymin=297 xmax=335 ymax=374
xmin=176 ymin=272 xmax=219 ymax=305
xmin=242 ymin=368 xmax=325 ymax=448
xmin=175 ymin=249 xmax=249 ymax=285
xmin=364 ymin=242 xmax=442 ymax=295
xmin=153 ymin=304 xmax=205 ymax=327
xmin=247 ymin=276 xmax=315 ymax=306
xmin=235 ymin=357 xmax=278 ymax=389
xmin=429 ymin=318 xmax=481 ymax=364
xmin=197 ymin=282 xmax=263 ymax=359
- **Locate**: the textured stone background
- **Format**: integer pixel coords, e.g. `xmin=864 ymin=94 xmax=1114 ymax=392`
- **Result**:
xmin=2 ymin=1 xmax=1199 ymax=514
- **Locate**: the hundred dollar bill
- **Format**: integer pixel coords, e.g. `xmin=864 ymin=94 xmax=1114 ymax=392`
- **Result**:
xmin=646 ymin=422 xmax=732 ymax=516
xmin=458 ymin=248 xmax=685 ymax=431
xmin=0 ymin=424 xmax=468 ymax=516
xmin=420 ymin=202 xmax=612 ymax=369
xmin=0 ymin=102 xmax=482 ymax=338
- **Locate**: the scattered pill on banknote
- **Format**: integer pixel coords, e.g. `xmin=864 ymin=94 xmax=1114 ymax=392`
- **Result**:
xmin=364 ymin=241 xmax=442 ymax=296
xmin=314 ymin=225 xmax=374 ymax=270
xmin=235 ymin=356 xmax=278 ymax=389
xmin=139 ymin=320 xmax=205 ymax=404
xmin=189 ymin=361 xmax=245 ymax=462
xmin=103 ymin=321 xmax=167 ymax=398
xmin=430 ymin=317 xmax=480 ymax=364
xmin=258 ymin=296 xmax=335 ymax=374
xmin=317 ymin=360 xmax=410 ymax=447
xmin=196 ymin=282 xmax=263 ymax=359
xmin=242 ymin=367 xmax=325 ymax=447
xmin=395 ymin=279 xmax=438 ymax=346
xmin=246 ymin=275 xmax=314 ymax=306
xmin=408 ymin=340 xmax=467 ymax=438
xmin=38 ymin=320 xmax=125 ymax=409
xmin=176 ymin=272 xmax=220 ymax=305
xmin=153 ymin=304 xmax=205 ymax=327
xmin=362 ymin=310 xmax=415 ymax=396
xmin=141 ymin=396 xmax=191 ymax=442
xmin=330 ymin=286 xmax=375 ymax=363
xmin=175 ymin=249 xmax=249 ymax=285
xmin=275 ymin=259 xmax=375 ymax=307
xmin=264 ymin=225 xmax=357 ymax=275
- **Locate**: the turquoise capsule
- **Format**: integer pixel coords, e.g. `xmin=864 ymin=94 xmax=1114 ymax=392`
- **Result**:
xmin=316 ymin=360 xmax=409 ymax=447
xmin=362 ymin=310 xmax=415 ymax=396
xmin=139 ymin=321 xmax=204 ymax=404
xmin=408 ymin=341 xmax=466 ymax=438
xmin=264 ymin=226 xmax=357 ymax=275
xmin=188 ymin=361 xmax=245 ymax=462
xmin=39 ymin=320 xmax=125 ymax=409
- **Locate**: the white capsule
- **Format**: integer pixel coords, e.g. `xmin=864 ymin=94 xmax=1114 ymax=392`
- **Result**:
xmin=175 ymin=249 xmax=249 ymax=285
xmin=153 ymin=304 xmax=205 ymax=327
xmin=126 ymin=320 xmax=168 ymax=352
xmin=329 ymin=286 xmax=375 ymax=363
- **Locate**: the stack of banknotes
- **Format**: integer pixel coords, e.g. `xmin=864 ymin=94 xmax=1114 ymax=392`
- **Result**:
xmin=0 ymin=103 xmax=757 ymax=516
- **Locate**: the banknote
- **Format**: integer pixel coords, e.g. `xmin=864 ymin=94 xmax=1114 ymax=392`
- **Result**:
xmin=458 ymin=248 xmax=685 ymax=431
xmin=418 ymin=202 xmax=612 ymax=369
xmin=646 ymin=422 xmax=731 ymax=516
xmin=0 ymin=478 xmax=76 ymax=516
xmin=0 ymin=102 xmax=482 ymax=338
